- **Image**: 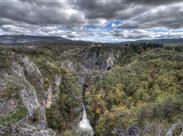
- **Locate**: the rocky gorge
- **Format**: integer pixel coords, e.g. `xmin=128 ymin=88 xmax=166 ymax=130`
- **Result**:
xmin=0 ymin=44 xmax=183 ymax=136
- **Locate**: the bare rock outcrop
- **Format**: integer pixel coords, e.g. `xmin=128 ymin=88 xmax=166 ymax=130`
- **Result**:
xmin=0 ymin=56 xmax=56 ymax=136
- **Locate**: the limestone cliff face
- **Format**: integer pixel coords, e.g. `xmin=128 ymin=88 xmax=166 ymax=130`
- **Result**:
xmin=0 ymin=56 xmax=56 ymax=136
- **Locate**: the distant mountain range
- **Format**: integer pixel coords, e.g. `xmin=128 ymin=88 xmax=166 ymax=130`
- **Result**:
xmin=0 ymin=35 xmax=183 ymax=46
xmin=131 ymin=38 xmax=183 ymax=44
xmin=0 ymin=35 xmax=89 ymax=46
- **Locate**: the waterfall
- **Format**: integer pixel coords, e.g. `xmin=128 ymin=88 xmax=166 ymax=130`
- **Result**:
xmin=76 ymin=103 xmax=94 ymax=136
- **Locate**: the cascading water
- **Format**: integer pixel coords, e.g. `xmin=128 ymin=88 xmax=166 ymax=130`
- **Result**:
xmin=76 ymin=82 xmax=94 ymax=136
xmin=76 ymin=103 xmax=94 ymax=136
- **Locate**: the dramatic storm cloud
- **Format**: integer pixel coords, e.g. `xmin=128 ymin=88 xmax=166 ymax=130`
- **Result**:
xmin=0 ymin=0 xmax=182 ymax=42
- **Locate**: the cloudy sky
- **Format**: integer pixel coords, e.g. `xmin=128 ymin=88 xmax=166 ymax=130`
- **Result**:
xmin=0 ymin=0 xmax=183 ymax=42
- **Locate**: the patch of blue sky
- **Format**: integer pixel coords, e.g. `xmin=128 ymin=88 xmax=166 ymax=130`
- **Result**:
xmin=100 ymin=20 xmax=125 ymax=32
xmin=82 ymin=24 xmax=98 ymax=31
xmin=146 ymin=27 xmax=169 ymax=32
xmin=173 ymin=28 xmax=183 ymax=32
xmin=80 ymin=20 xmax=125 ymax=33
xmin=60 ymin=25 xmax=70 ymax=31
